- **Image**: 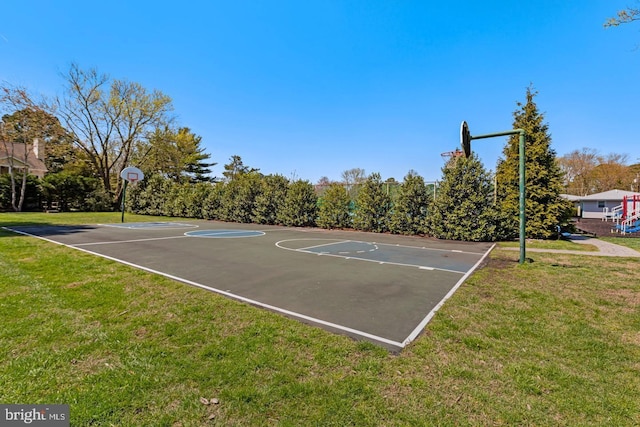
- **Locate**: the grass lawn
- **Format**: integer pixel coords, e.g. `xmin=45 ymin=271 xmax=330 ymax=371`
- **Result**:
xmin=1 ymin=213 xmax=639 ymax=426
xmin=599 ymin=236 xmax=640 ymax=252
xmin=498 ymin=239 xmax=598 ymax=251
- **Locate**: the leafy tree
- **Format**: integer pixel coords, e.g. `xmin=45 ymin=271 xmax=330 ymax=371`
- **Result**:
xmin=219 ymin=171 xmax=262 ymax=223
xmin=126 ymin=173 xmax=172 ymax=216
xmin=40 ymin=172 xmax=101 ymax=211
xmin=0 ymin=174 xmax=41 ymax=212
xmin=317 ymin=183 xmax=351 ymax=229
xmin=183 ymin=183 xmax=213 ymax=218
xmin=277 ymin=180 xmax=317 ymax=227
xmin=427 ymin=156 xmax=505 ymax=241
xmin=222 ymin=155 xmax=259 ymax=182
xmin=495 ymin=87 xmax=572 ymax=239
xmin=56 ymin=64 xmax=173 ymax=205
xmin=2 ymin=108 xmax=76 ymax=174
xmin=140 ymin=127 xmax=215 ymax=183
xmin=352 ymin=172 xmax=391 ymax=233
xmin=389 ymin=170 xmax=430 ymax=235
xmin=202 ymin=183 xmax=225 ymax=220
xmin=252 ymin=174 xmax=289 ymax=225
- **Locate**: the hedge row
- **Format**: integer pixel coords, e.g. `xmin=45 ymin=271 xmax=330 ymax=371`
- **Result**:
xmin=126 ymin=173 xmax=318 ymax=227
xmin=127 ymin=163 xmax=507 ymax=241
xmin=0 ymin=172 xmax=112 ymax=212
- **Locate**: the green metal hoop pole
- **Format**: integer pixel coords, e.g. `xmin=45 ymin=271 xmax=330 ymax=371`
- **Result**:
xmin=468 ymin=128 xmax=526 ymax=264
xmin=518 ymin=130 xmax=526 ymax=264
xmin=121 ymin=180 xmax=128 ymax=223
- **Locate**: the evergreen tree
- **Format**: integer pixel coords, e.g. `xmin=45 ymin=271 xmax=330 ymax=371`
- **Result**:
xmin=317 ymin=183 xmax=351 ymax=229
xmin=427 ymin=156 xmax=505 ymax=241
xmin=222 ymin=155 xmax=259 ymax=182
xmin=352 ymin=172 xmax=391 ymax=233
xmin=495 ymin=87 xmax=572 ymax=239
xmin=142 ymin=127 xmax=216 ymax=183
xmin=389 ymin=170 xmax=430 ymax=235
xmin=277 ymin=180 xmax=317 ymax=227
xmin=252 ymin=174 xmax=289 ymax=225
xmin=219 ymin=172 xmax=262 ymax=223
xmin=127 ymin=173 xmax=172 ymax=216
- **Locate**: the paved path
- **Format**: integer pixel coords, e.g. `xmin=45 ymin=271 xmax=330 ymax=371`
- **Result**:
xmin=501 ymin=235 xmax=640 ymax=258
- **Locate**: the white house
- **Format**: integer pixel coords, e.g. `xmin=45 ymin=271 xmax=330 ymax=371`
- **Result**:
xmin=563 ymin=189 xmax=640 ymax=219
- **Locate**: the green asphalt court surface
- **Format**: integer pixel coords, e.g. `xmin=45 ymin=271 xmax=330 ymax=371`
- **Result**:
xmin=5 ymin=220 xmax=494 ymax=351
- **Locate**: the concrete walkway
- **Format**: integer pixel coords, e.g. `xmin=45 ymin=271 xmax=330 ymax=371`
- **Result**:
xmin=501 ymin=235 xmax=640 ymax=258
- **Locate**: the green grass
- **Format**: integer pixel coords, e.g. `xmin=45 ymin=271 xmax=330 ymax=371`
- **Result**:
xmin=0 ymin=211 xmax=188 ymax=227
xmin=498 ymin=238 xmax=598 ymax=251
xmin=599 ymin=236 xmax=640 ymax=251
xmin=1 ymin=213 xmax=640 ymax=425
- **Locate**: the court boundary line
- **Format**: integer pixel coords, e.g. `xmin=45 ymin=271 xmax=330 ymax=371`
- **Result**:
xmin=297 ymin=239 xmax=354 ymax=251
xmin=73 ymin=235 xmax=189 ymax=247
xmin=184 ymin=230 xmax=266 ymax=238
xmin=99 ymin=222 xmax=199 ymax=230
xmin=276 ymin=238 xmax=468 ymax=274
xmin=374 ymin=241 xmax=487 ymax=256
xmin=2 ymin=226 xmax=405 ymax=350
xmin=401 ymin=243 xmax=496 ymax=346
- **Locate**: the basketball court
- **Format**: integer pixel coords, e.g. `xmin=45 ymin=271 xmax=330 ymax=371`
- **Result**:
xmin=4 ymin=221 xmax=494 ymax=351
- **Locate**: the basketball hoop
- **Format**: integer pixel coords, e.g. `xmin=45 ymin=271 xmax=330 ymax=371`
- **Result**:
xmin=120 ymin=166 xmax=144 ymax=183
xmin=440 ymin=149 xmax=465 ymax=160
xmin=126 ymin=171 xmax=140 ymax=183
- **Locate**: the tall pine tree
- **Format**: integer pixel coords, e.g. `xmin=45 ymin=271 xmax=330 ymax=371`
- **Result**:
xmin=427 ymin=156 xmax=505 ymax=242
xmin=389 ymin=170 xmax=430 ymax=235
xmin=352 ymin=172 xmax=391 ymax=233
xmin=495 ymin=87 xmax=571 ymax=239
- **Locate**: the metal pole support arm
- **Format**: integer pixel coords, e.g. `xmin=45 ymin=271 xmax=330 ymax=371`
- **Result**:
xmin=471 ymin=129 xmax=527 ymax=264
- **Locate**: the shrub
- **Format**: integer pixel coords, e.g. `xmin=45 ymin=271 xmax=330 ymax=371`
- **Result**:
xmin=317 ymin=183 xmax=351 ymax=229
xmin=352 ymin=173 xmax=391 ymax=233
xmin=389 ymin=171 xmax=430 ymax=235
xmin=277 ymin=179 xmax=317 ymax=227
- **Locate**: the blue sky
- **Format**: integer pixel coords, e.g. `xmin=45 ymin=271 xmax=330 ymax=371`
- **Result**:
xmin=1 ymin=1 xmax=639 ymax=183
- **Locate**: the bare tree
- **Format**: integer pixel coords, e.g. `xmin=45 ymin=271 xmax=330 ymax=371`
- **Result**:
xmin=559 ymin=148 xmax=632 ymax=194
xmin=605 ymin=4 xmax=640 ymax=28
xmin=0 ymin=84 xmax=48 ymax=211
xmin=56 ymin=64 xmax=173 ymax=205
xmin=341 ymin=167 xmax=366 ymax=199
xmin=558 ymin=148 xmax=599 ymax=195
xmin=589 ymin=154 xmax=632 ymax=193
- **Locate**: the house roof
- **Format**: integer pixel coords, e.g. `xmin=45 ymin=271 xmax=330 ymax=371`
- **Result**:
xmin=577 ymin=189 xmax=640 ymax=201
xmin=560 ymin=194 xmax=581 ymax=201
xmin=0 ymin=142 xmax=47 ymax=173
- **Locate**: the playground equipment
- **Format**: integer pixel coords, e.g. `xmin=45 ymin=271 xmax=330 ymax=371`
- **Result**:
xmin=611 ymin=195 xmax=640 ymax=235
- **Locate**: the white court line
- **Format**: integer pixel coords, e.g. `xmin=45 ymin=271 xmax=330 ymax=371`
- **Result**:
xmin=185 ymin=230 xmax=265 ymax=238
xmin=99 ymin=222 xmax=199 ymax=230
xmin=373 ymin=241 xmax=487 ymax=256
xmin=296 ymin=239 xmax=353 ymax=251
xmin=275 ymin=239 xmax=465 ymax=274
xmin=401 ymin=243 xmax=496 ymax=347
xmin=2 ymin=226 xmax=405 ymax=350
xmin=73 ymin=235 xmax=189 ymax=247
